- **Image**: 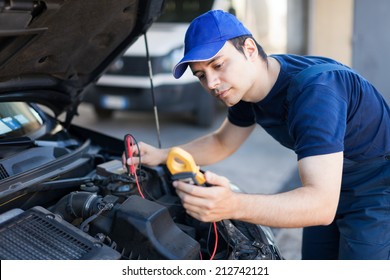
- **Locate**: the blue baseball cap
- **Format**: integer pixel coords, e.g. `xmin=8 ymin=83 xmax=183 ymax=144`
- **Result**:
xmin=173 ymin=10 xmax=252 ymax=79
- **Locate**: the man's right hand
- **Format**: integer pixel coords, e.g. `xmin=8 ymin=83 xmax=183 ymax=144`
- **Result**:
xmin=122 ymin=141 xmax=168 ymax=171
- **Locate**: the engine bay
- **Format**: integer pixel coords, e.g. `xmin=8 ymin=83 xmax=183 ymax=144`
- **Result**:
xmin=0 ymin=124 xmax=282 ymax=260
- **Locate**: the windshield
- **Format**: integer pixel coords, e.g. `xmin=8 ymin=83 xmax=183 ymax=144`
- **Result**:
xmin=0 ymin=102 xmax=43 ymax=139
xmin=158 ymin=0 xmax=215 ymax=22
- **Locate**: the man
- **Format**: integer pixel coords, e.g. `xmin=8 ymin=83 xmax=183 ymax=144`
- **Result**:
xmin=124 ymin=10 xmax=390 ymax=259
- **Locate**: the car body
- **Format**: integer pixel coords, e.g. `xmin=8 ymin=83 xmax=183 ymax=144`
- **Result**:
xmin=83 ymin=0 xmax=221 ymax=127
xmin=0 ymin=0 xmax=281 ymax=260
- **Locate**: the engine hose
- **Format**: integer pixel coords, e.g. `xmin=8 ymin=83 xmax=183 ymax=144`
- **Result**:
xmin=51 ymin=191 xmax=103 ymax=222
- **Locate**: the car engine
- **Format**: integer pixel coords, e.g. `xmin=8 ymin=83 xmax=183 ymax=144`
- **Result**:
xmin=0 ymin=124 xmax=282 ymax=260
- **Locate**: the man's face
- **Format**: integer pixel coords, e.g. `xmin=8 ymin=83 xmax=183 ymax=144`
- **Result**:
xmin=189 ymin=41 xmax=259 ymax=107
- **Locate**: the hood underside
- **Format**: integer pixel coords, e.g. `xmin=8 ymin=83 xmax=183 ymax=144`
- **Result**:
xmin=0 ymin=0 xmax=164 ymax=115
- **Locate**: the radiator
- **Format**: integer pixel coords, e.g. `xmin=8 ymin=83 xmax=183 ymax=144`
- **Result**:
xmin=0 ymin=206 xmax=120 ymax=260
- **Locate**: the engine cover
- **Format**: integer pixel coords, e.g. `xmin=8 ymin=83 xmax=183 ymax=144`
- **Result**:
xmin=110 ymin=195 xmax=200 ymax=259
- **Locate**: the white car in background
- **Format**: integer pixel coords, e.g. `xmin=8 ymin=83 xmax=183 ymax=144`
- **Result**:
xmin=0 ymin=0 xmax=282 ymax=260
xmin=84 ymin=0 xmax=227 ymax=127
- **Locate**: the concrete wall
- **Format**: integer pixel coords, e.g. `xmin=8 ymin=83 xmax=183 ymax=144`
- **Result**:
xmin=306 ymin=0 xmax=390 ymax=99
xmin=352 ymin=0 xmax=390 ymax=100
xmin=287 ymin=0 xmax=308 ymax=55
xmin=232 ymin=0 xmax=389 ymax=101
xmin=307 ymin=0 xmax=354 ymax=66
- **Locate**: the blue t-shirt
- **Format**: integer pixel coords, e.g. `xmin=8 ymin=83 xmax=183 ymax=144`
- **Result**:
xmin=228 ymin=54 xmax=390 ymax=161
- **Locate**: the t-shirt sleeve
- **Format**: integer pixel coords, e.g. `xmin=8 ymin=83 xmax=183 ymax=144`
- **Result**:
xmin=288 ymin=84 xmax=347 ymax=160
xmin=227 ymin=101 xmax=256 ymax=127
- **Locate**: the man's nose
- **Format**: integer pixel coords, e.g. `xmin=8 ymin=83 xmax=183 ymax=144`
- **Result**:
xmin=207 ymin=73 xmax=220 ymax=90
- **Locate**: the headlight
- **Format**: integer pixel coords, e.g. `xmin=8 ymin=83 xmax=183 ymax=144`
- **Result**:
xmin=107 ymin=58 xmax=124 ymax=73
xmin=161 ymin=46 xmax=184 ymax=73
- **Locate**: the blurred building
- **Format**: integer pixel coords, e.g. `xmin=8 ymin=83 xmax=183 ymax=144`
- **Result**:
xmin=233 ymin=0 xmax=389 ymax=100
xmin=294 ymin=0 xmax=389 ymax=100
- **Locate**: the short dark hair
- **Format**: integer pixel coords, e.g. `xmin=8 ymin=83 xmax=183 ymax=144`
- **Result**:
xmin=229 ymin=35 xmax=268 ymax=62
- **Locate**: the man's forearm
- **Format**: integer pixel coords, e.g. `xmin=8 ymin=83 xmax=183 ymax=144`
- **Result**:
xmin=232 ymin=186 xmax=338 ymax=228
xmin=177 ymin=119 xmax=255 ymax=166
xmin=179 ymin=133 xmax=232 ymax=166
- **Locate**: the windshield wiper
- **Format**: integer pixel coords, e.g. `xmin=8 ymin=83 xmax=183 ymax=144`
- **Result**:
xmin=0 ymin=136 xmax=79 ymax=148
xmin=0 ymin=136 xmax=36 ymax=146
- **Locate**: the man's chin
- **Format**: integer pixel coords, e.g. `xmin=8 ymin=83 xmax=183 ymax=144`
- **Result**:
xmin=223 ymin=99 xmax=238 ymax=107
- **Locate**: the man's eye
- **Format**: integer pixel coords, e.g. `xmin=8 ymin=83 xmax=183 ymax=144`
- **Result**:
xmin=196 ymin=74 xmax=205 ymax=80
xmin=215 ymin=62 xmax=224 ymax=69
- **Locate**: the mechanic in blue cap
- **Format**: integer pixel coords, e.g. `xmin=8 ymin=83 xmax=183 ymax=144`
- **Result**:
xmin=125 ymin=10 xmax=390 ymax=259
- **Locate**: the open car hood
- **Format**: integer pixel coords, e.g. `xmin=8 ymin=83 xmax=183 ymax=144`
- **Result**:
xmin=0 ymin=0 xmax=165 ymax=116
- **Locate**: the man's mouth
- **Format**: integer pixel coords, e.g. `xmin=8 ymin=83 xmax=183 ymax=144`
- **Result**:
xmin=215 ymin=88 xmax=229 ymax=99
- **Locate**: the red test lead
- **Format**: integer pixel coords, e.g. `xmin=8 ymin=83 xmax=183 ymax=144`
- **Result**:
xmin=124 ymin=134 xmax=144 ymax=199
xmin=124 ymin=134 xmax=136 ymax=175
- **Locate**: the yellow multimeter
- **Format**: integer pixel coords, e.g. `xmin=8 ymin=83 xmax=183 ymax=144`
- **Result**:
xmin=166 ymin=147 xmax=206 ymax=185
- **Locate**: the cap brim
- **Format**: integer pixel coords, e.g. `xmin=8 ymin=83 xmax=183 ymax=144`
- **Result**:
xmin=173 ymin=41 xmax=227 ymax=79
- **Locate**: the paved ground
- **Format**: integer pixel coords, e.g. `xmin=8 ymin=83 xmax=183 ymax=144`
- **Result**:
xmin=73 ymin=103 xmax=303 ymax=259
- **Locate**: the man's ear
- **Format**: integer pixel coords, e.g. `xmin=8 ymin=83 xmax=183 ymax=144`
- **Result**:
xmin=243 ymin=38 xmax=258 ymax=61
